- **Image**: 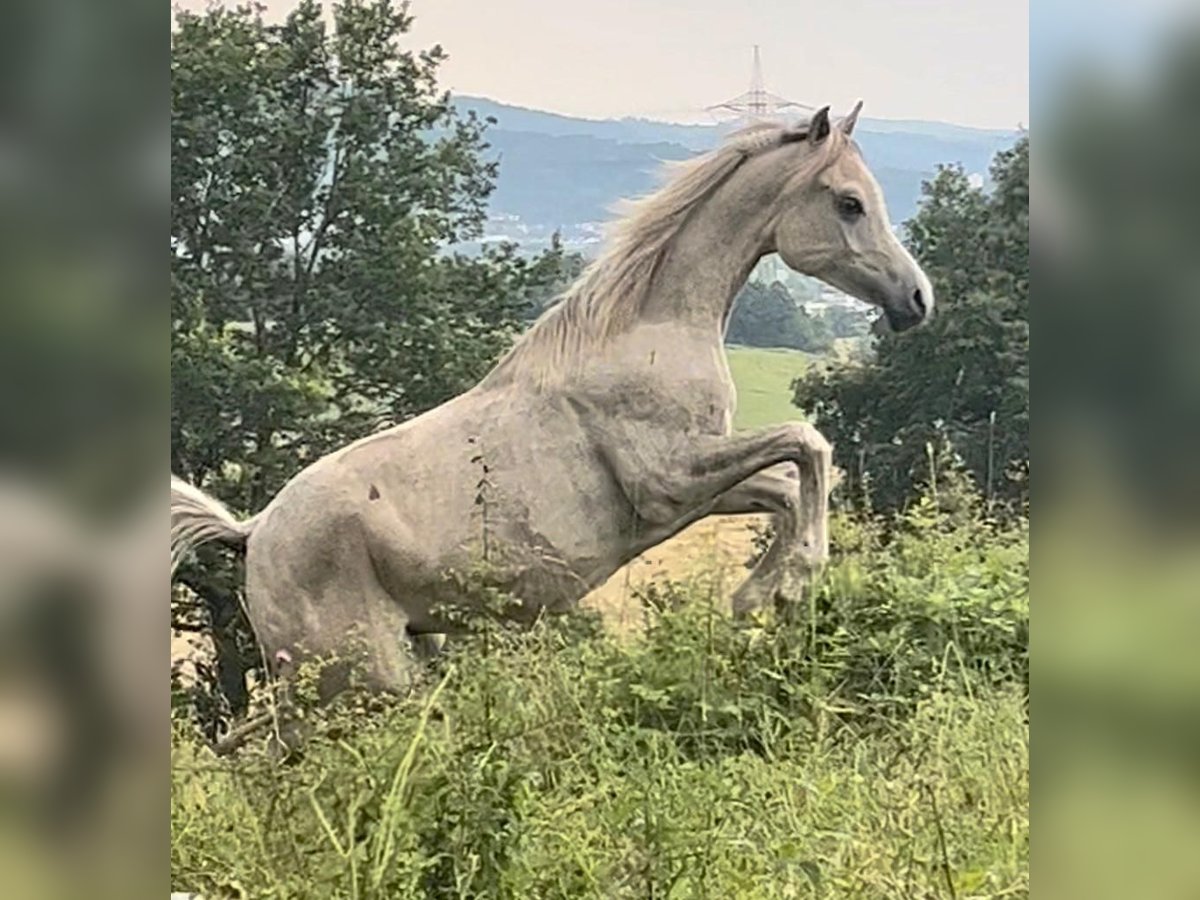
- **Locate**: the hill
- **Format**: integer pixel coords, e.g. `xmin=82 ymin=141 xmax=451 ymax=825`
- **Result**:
xmin=454 ymin=95 xmax=1020 ymax=234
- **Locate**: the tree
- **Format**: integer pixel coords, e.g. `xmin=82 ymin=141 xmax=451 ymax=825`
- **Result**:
xmin=822 ymin=304 xmax=872 ymax=340
xmin=518 ymin=232 xmax=588 ymax=321
xmin=795 ymin=138 xmax=1028 ymax=513
xmin=171 ymin=0 xmax=563 ymax=717
xmin=727 ymin=280 xmax=834 ymax=352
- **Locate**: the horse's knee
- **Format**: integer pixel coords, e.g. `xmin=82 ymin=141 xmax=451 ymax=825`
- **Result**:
xmin=782 ymin=423 xmax=832 ymax=467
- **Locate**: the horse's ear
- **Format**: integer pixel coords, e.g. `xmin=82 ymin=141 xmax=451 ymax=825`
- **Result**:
xmin=838 ymin=100 xmax=863 ymax=136
xmin=809 ymin=106 xmax=831 ymax=144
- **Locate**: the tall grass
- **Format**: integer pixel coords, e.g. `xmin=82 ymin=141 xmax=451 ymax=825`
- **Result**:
xmin=172 ymin=485 xmax=1028 ymax=899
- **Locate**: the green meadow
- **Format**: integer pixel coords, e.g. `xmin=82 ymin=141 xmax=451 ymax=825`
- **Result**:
xmin=726 ymin=345 xmax=813 ymax=430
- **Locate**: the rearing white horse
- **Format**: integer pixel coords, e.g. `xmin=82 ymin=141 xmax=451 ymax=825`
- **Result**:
xmin=172 ymin=103 xmax=932 ymax=694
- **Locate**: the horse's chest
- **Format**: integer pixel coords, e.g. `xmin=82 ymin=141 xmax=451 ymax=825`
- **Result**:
xmin=670 ymin=362 xmax=736 ymax=435
xmin=688 ymin=380 xmax=735 ymax=434
xmin=595 ymin=331 xmax=736 ymax=434
xmin=606 ymin=373 xmax=731 ymax=435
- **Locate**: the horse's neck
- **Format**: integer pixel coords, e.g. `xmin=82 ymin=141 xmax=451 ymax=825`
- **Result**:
xmin=640 ymin=160 xmax=781 ymax=336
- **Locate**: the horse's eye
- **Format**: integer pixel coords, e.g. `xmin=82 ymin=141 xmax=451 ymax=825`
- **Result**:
xmin=837 ymin=195 xmax=865 ymax=219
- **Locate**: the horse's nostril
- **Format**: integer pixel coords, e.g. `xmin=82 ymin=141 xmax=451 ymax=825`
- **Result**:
xmin=912 ymin=288 xmax=927 ymax=316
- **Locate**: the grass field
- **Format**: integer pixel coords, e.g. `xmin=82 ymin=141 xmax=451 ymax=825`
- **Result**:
xmin=173 ymin=503 xmax=1030 ymax=898
xmin=725 ymin=345 xmax=813 ymax=430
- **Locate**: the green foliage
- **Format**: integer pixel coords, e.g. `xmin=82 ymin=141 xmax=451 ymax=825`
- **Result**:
xmin=170 ymin=0 xmax=572 ymax=704
xmin=172 ymin=488 xmax=1028 ymax=898
xmin=795 ymin=137 xmax=1029 ymax=514
xmin=517 ymin=232 xmax=588 ymax=322
xmin=171 ymin=0 xmax=561 ymax=506
xmin=727 ymin=280 xmax=834 ymax=353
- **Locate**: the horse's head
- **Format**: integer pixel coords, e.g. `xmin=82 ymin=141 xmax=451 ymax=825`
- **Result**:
xmin=772 ymin=103 xmax=933 ymax=332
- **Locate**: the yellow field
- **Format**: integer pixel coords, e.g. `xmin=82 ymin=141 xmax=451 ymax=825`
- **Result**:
xmin=582 ymin=513 xmax=766 ymax=635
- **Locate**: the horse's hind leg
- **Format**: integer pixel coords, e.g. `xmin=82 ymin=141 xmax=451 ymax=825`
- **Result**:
xmin=409 ymin=631 xmax=445 ymax=660
xmin=237 ymin=626 xmax=430 ymax=760
xmin=235 ymin=570 xmax=434 ymax=756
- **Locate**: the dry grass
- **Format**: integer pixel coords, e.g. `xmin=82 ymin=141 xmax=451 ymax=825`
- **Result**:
xmin=582 ymin=514 xmax=764 ymax=638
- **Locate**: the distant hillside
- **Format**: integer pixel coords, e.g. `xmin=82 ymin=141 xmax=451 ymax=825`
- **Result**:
xmin=458 ymin=96 xmax=1017 ymax=150
xmin=458 ymin=96 xmax=718 ymax=151
xmin=476 ymin=130 xmax=695 ymax=230
xmin=453 ymin=95 xmax=1019 ymax=232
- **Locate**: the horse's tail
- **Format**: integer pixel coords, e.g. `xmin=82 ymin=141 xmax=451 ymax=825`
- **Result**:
xmin=171 ymin=475 xmax=259 ymax=574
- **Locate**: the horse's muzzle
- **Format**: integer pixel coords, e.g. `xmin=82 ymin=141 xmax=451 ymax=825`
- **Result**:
xmin=884 ymin=287 xmax=929 ymax=332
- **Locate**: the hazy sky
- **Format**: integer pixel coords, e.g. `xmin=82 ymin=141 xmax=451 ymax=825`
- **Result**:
xmin=176 ymin=0 xmax=1028 ymax=129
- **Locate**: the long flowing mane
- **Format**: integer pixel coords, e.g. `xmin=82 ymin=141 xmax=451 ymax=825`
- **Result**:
xmin=481 ymin=121 xmax=819 ymax=390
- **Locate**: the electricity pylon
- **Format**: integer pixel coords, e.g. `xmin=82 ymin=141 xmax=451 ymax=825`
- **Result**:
xmin=706 ymin=45 xmax=812 ymax=126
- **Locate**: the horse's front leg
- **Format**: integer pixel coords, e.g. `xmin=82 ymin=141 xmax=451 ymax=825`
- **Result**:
xmin=610 ymin=421 xmax=830 ymax=529
xmin=610 ymin=422 xmax=832 ymax=606
xmin=707 ymin=458 xmax=834 ymax=619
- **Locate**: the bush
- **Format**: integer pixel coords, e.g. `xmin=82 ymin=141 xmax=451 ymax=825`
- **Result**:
xmin=172 ymin=488 xmax=1027 ymax=898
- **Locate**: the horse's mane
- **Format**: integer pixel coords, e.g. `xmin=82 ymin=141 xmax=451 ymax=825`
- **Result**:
xmin=481 ymin=118 xmax=836 ymax=390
